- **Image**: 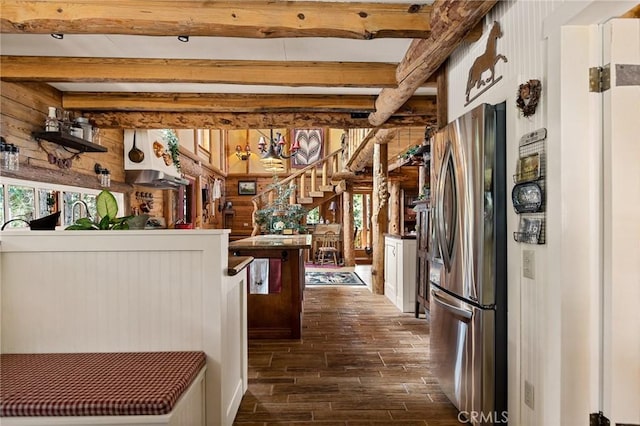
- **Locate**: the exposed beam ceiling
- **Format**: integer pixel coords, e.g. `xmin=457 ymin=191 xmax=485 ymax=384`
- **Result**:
xmin=0 ymin=56 xmax=436 ymax=88
xmin=0 ymin=0 xmax=433 ymax=39
xmin=369 ymin=0 xmax=497 ymax=126
xmin=84 ymin=111 xmax=434 ymax=130
xmin=0 ymin=0 xmax=496 ymax=134
xmin=63 ymin=93 xmax=437 ymax=115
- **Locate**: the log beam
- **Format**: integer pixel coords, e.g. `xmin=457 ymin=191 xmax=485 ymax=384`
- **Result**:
xmin=347 ymin=128 xmax=397 ymax=171
xmin=63 ymin=92 xmax=437 ymax=115
xmin=342 ymin=187 xmax=355 ymax=267
xmin=389 ymin=181 xmax=401 ymax=235
xmin=368 ymin=0 xmax=497 ymax=126
xmin=371 ymin=143 xmax=388 ymax=295
xmin=0 ymin=1 xmax=433 ymax=39
xmin=436 ymin=60 xmax=449 ymax=129
xmin=84 ymin=111 xmax=434 ymax=130
xmin=0 ymin=56 xmax=436 ymax=88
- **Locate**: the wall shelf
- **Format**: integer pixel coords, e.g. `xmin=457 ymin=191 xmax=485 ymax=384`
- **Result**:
xmin=33 ymin=131 xmax=107 ymax=153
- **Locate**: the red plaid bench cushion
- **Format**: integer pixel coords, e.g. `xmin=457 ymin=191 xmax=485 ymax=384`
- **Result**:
xmin=0 ymin=351 xmax=206 ymax=417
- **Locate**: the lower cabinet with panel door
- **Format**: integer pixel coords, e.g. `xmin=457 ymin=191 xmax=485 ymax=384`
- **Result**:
xmin=384 ymin=234 xmax=417 ymax=313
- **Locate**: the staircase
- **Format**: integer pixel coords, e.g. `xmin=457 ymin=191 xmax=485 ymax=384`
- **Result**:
xmin=250 ymin=149 xmax=343 ymax=236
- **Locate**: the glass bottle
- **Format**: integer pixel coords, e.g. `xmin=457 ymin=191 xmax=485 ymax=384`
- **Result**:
xmin=100 ymin=169 xmax=110 ymax=188
xmin=9 ymin=145 xmax=19 ymax=171
xmin=4 ymin=144 xmax=13 ymax=170
xmin=45 ymin=107 xmax=59 ymax=132
xmin=0 ymin=141 xmax=7 ymax=171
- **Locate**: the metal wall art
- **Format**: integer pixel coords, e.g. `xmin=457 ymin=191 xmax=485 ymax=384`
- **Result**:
xmin=512 ymin=128 xmax=547 ymax=244
xmin=465 ymin=21 xmax=509 ymax=106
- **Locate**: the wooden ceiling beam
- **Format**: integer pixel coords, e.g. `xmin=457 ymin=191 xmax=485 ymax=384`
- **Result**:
xmin=0 ymin=0 xmax=432 ymax=39
xmin=84 ymin=111 xmax=435 ymax=130
xmin=368 ymin=0 xmax=497 ymax=126
xmin=1 ymin=56 xmax=436 ymax=88
xmin=63 ymin=92 xmax=437 ymax=115
xmin=347 ymin=128 xmax=397 ymax=171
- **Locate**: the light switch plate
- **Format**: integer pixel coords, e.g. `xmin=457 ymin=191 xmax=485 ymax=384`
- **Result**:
xmin=523 ymin=250 xmax=535 ymax=279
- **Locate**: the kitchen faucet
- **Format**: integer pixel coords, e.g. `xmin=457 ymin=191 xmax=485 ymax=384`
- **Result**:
xmin=71 ymin=200 xmax=92 ymax=223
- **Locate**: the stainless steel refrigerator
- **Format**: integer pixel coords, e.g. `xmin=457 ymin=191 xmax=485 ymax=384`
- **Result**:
xmin=429 ymin=102 xmax=507 ymax=425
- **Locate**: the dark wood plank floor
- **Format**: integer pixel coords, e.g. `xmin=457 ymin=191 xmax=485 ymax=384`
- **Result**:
xmin=233 ymin=286 xmax=462 ymax=425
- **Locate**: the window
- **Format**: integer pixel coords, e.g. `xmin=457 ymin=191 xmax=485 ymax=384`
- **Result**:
xmin=353 ymin=193 xmax=371 ymax=249
xmin=197 ymin=129 xmax=211 ymax=153
xmin=7 ymin=185 xmax=35 ymax=228
xmin=0 ymin=177 xmax=124 ymax=229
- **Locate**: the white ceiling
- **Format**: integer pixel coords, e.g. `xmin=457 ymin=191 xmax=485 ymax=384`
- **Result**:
xmin=0 ymin=0 xmax=436 ymax=96
xmin=1 ymin=34 xmax=434 ymax=95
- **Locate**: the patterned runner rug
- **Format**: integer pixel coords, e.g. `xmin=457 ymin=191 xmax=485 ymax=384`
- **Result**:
xmin=305 ymin=271 xmax=366 ymax=286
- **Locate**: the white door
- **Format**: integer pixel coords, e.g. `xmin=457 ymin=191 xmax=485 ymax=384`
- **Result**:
xmin=600 ymin=18 xmax=640 ymax=424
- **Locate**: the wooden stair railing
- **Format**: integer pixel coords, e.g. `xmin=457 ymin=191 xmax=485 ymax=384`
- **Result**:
xmin=251 ymin=149 xmax=343 ymax=236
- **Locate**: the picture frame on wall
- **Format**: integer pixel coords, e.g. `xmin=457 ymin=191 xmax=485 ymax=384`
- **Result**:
xmin=290 ymin=128 xmax=324 ymax=169
xmin=238 ymin=180 xmax=257 ymax=196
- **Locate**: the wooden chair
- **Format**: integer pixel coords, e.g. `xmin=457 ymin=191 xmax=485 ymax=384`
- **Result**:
xmin=316 ymin=231 xmax=340 ymax=266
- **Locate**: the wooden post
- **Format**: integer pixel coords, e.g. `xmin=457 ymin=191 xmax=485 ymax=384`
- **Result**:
xmin=389 ymin=180 xmax=401 ymax=235
xmin=299 ymin=173 xmax=306 ymax=199
xmin=289 ymin=181 xmax=296 ymax=205
xmin=195 ymin=175 xmax=203 ymax=229
xmin=342 ymin=186 xmax=355 ymax=267
xmin=436 ymin=60 xmax=448 ymax=129
xmin=310 ymin=167 xmax=317 ymax=193
xmin=371 ymin=142 xmax=388 ymax=295
xmin=418 ymin=163 xmax=427 ymax=197
xmin=164 ymin=190 xmax=175 ymax=227
xmin=322 ymin=161 xmax=329 ymax=187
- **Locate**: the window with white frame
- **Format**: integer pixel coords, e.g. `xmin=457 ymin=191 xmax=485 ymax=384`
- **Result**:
xmin=0 ymin=177 xmax=125 ymax=229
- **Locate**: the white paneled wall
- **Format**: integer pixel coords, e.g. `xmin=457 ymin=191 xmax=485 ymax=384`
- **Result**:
xmin=448 ymin=2 xmax=636 ymax=425
xmin=3 ymin=250 xmax=205 ymax=353
xmin=0 ymin=230 xmax=247 ymax=426
xmin=447 ymin=2 xmax=563 ymax=425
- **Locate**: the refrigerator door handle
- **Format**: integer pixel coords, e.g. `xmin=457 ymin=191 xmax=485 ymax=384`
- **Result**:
xmin=431 ymin=289 xmax=472 ymax=321
xmin=436 ymin=145 xmax=454 ymax=271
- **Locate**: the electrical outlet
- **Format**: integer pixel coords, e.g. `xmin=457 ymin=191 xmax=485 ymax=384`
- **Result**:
xmin=243 ymin=223 xmax=249 ymax=227
xmin=523 ymin=250 xmax=535 ymax=279
xmin=524 ymin=380 xmax=535 ymax=409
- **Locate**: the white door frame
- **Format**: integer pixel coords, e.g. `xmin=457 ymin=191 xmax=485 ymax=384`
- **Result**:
xmin=544 ymin=2 xmax=639 ymax=425
xmin=601 ymin=18 xmax=640 ymax=424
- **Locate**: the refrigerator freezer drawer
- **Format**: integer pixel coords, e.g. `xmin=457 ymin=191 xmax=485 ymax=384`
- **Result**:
xmin=430 ymin=288 xmax=496 ymax=425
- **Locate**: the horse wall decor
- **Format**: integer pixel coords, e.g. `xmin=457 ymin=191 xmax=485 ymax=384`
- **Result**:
xmin=465 ymin=21 xmax=508 ymax=105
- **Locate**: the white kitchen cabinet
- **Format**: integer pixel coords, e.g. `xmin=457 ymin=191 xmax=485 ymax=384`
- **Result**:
xmin=384 ymin=235 xmax=417 ymax=313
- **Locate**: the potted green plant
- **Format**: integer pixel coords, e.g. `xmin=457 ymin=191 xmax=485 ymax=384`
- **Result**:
xmin=254 ymin=178 xmax=307 ymax=234
xmin=66 ymin=190 xmax=132 ymax=230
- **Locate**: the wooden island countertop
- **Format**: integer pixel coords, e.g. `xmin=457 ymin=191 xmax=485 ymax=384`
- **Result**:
xmin=229 ymin=234 xmax=312 ymax=250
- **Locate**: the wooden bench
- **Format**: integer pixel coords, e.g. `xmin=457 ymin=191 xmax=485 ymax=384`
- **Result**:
xmin=0 ymin=352 xmax=206 ymax=426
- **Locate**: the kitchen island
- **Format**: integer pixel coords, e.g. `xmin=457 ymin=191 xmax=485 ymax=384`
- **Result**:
xmin=229 ymin=235 xmax=312 ymax=339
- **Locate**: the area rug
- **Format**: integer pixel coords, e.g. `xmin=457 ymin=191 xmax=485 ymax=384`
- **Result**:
xmin=305 ymin=271 xmax=366 ymax=286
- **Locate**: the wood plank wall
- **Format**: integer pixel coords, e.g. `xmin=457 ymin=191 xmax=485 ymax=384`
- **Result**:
xmin=1 ymin=82 xmax=129 ymax=192
xmin=0 ymin=81 xmax=224 ymax=228
xmin=225 ymin=176 xmax=277 ymax=239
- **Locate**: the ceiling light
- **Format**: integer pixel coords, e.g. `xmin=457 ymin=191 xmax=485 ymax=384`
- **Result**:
xmin=51 ymin=33 xmax=64 ymax=40
xmin=257 ymin=129 xmax=299 ymax=164
xmin=177 ymin=35 xmax=189 ymax=42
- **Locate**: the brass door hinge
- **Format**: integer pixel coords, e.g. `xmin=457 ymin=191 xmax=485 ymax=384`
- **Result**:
xmin=590 ymin=65 xmax=611 ymax=92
